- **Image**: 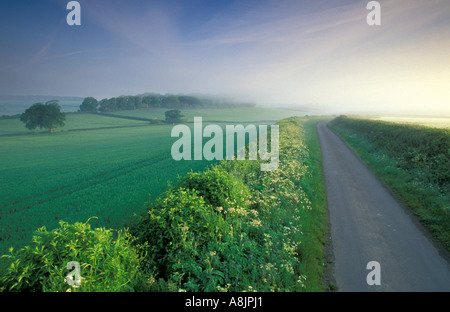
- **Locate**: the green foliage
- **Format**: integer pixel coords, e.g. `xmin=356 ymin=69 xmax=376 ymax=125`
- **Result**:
xmin=330 ymin=116 xmax=450 ymax=186
xmin=164 ymin=109 xmax=184 ymax=124
xmin=79 ymin=97 xmax=99 ymax=112
xmin=131 ymin=187 xmax=235 ymax=291
xmin=0 ymin=218 xmax=143 ymax=292
xmin=20 ymin=101 xmax=66 ymax=132
xmin=177 ymin=167 xmax=251 ymax=210
xmin=97 ymin=93 xmax=255 ymax=113
xmin=130 ymin=117 xmax=329 ymax=292
xmin=329 ymin=116 xmax=450 ymax=251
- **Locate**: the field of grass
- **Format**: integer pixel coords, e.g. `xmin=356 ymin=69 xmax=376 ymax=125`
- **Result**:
xmin=109 ymin=107 xmax=302 ymax=123
xmin=359 ymin=115 xmax=450 ymax=129
xmin=0 ymin=113 xmax=150 ymax=135
xmin=0 ymin=107 xmax=302 ymax=136
xmin=298 ymin=117 xmax=332 ymax=290
xmin=0 ymin=107 xmax=303 ymax=263
xmin=0 ymin=124 xmax=205 ymax=257
xmin=328 ymin=116 xmax=450 ymax=251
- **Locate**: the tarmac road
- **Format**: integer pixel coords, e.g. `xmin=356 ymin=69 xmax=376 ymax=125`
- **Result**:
xmin=317 ymin=121 xmax=450 ymax=292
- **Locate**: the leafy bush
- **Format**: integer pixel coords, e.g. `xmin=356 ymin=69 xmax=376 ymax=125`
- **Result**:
xmin=177 ymin=166 xmax=252 ymax=211
xmin=132 ymin=188 xmax=231 ymax=282
xmin=130 ymin=175 xmax=260 ymax=291
xmin=0 ymin=218 xmax=143 ymax=292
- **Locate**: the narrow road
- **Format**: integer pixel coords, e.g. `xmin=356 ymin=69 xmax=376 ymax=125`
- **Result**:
xmin=317 ymin=121 xmax=450 ymax=291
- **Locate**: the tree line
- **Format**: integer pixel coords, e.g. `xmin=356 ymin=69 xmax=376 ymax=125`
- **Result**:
xmin=17 ymin=94 xmax=255 ymax=133
xmin=80 ymin=94 xmax=255 ymax=113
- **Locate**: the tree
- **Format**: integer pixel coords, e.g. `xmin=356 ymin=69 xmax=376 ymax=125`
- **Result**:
xmin=20 ymin=101 xmax=66 ymax=133
xmin=98 ymin=98 xmax=113 ymax=112
xmin=163 ymin=95 xmax=181 ymax=108
xmin=179 ymin=95 xmax=203 ymax=108
xmin=165 ymin=110 xmax=184 ymax=124
xmin=79 ymin=97 xmax=98 ymax=112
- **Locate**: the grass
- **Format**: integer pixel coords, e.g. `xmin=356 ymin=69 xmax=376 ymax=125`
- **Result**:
xmin=109 ymin=107 xmax=302 ymax=124
xmin=297 ymin=117 xmax=331 ymax=291
xmin=0 ymin=113 xmax=148 ymax=135
xmin=365 ymin=116 xmax=450 ymax=129
xmin=0 ymin=124 xmax=212 ymax=257
xmin=0 ymin=107 xmax=302 ymax=136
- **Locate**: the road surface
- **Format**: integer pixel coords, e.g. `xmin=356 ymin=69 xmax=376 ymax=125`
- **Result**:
xmin=317 ymin=121 xmax=450 ymax=291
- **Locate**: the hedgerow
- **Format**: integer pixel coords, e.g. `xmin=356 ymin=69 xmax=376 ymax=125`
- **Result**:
xmin=0 ymin=218 xmax=143 ymax=292
xmin=130 ymin=117 xmax=324 ymax=292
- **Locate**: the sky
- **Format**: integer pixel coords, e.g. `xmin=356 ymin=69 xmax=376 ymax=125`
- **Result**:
xmin=0 ymin=0 xmax=449 ymax=115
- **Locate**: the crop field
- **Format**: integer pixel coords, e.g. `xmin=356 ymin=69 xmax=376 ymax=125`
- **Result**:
xmin=0 ymin=107 xmax=301 ymax=260
xmin=107 ymin=107 xmax=302 ymax=123
xmin=0 ymin=113 xmax=149 ymax=135
xmin=361 ymin=116 xmax=450 ymax=129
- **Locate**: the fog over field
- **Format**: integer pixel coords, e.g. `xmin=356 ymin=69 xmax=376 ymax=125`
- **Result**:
xmin=1 ymin=0 xmax=449 ymax=116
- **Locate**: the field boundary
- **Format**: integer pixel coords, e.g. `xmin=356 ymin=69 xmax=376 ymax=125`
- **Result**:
xmin=0 ymin=123 xmax=156 ymax=137
xmin=95 ymin=112 xmax=154 ymax=122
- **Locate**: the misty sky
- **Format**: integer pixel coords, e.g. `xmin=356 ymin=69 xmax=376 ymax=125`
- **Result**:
xmin=0 ymin=0 xmax=449 ymax=115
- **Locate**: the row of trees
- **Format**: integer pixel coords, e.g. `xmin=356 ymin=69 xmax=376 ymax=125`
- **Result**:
xmin=79 ymin=94 xmax=255 ymax=113
xmin=18 ymin=94 xmax=253 ymax=132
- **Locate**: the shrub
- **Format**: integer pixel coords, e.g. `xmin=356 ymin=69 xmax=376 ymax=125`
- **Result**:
xmin=0 ymin=218 xmax=143 ymax=292
xmin=177 ymin=167 xmax=252 ymax=211
xmin=131 ymin=184 xmax=258 ymax=291
xmin=133 ymin=188 xmax=230 ymax=276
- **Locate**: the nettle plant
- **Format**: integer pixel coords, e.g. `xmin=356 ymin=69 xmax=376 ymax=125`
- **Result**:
xmin=0 ymin=218 xmax=143 ymax=292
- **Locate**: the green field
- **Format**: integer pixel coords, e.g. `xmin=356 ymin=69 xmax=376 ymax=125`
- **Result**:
xmin=0 ymin=107 xmax=302 ymax=259
xmin=358 ymin=115 xmax=450 ymax=129
xmin=0 ymin=113 xmax=149 ymax=135
xmin=110 ymin=107 xmax=303 ymax=123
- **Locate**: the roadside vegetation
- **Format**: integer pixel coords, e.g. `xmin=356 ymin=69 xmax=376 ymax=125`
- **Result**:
xmin=328 ymin=116 xmax=450 ymax=251
xmin=1 ymin=116 xmax=330 ymax=292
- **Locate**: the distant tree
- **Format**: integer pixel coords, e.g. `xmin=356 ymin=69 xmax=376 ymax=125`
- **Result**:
xmin=117 ymin=97 xmax=127 ymax=111
xmin=165 ymin=110 xmax=184 ymax=124
xmin=150 ymin=95 xmax=162 ymax=108
xmin=163 ymin=95 xmax=181 ymax=108
xmin=79 ymin=97 xmax=99 ymax=112
xmin=20 ymin=101 xmax=66 ymax=133
xmin=98 ymin=98 xmax=112 ymax=112
xmin=179 ymin=95 xmax=203 ymax=108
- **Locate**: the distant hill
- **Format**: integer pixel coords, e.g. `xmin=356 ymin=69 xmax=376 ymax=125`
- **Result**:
xmin=0 ymin=95 xmax=83 ymax=116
